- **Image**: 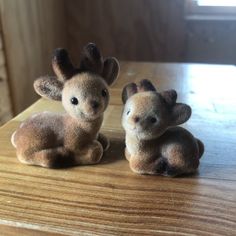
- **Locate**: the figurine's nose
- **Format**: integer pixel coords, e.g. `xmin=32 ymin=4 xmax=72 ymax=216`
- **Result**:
xmin=133 ymin=116 xmax=140 ymax=123
xmin=90 ymin=101 xmax=100 ymax=109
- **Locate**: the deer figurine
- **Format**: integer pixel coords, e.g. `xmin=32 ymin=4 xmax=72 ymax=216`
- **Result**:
xmin=122 ymin=79 xmax=204 ymax=177
xmin=11 ymin=43 xmax=119 ymax=168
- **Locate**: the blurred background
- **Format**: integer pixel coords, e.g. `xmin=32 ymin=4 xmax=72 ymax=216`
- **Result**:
xmin=1 ymin=0 xmax=236 ymax=125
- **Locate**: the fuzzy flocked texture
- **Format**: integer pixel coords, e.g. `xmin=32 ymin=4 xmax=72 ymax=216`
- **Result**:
xmin=11 ymin=43 xmax=119 ymax=168
xmin=122 ymin=79 xmax=204 ymax=177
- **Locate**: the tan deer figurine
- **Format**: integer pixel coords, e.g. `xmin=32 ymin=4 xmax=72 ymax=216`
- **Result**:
xmin=11 ymin=43 xmax=119 ymax=168
xmin=122 ymin=79 xmax=204 ymax=177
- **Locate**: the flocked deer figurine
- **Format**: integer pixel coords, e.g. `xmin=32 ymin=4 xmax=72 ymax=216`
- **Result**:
xmin=122 ymin=79 xmax=204 ymax=177
xmin=11 ymin=43 xmax=119 ymax=168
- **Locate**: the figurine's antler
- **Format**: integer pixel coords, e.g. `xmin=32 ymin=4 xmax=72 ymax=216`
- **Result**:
xmin=51 ymin=43 xmax=119 ymax=86
xmin=122 ymin=83 xmax=138 ymax=104
xmin=160 ymin=90 xmax=177 ymax=107
xmin=138 ymin=79 xmax=156 ymax=92
xmin=80 ymin=43 xmax=103 ymax=74
xmin=52 ymin=48 xmax=77 ymax=82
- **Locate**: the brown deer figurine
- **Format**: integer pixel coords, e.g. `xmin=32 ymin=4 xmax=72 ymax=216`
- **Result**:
xmin=122 ymin=79 xmax=204 ymax=177
xmin=11 ymin=43 xmax=119 ymax=168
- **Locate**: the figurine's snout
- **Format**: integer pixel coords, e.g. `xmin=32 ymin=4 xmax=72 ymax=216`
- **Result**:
xmin=133 ymin=116 xmax=140 ymax=123
xmin=90 ymin=100 xmax=100 ymax=110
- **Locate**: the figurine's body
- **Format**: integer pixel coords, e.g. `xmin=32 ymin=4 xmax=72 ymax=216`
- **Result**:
xmin=11 ymin=43 xmax=119 ymax=168
xmin=122 ymin=80 xmax=204 ymax=176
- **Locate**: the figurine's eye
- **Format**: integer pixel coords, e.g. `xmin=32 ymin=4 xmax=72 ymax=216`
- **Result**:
xmin=127 ymin=110 xmax=130 ymax=115
xmin=101 ymin=89 xmax=107 ymax=97
xmin=150 ymin=117 xmax=157 ymax=123
xmin=71 ymin=97 xmax=79 ymax=105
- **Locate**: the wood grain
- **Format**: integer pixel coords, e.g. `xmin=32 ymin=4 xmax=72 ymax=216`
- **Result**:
xmin=0 ymin=25 xmax=12 ymax=125
xmin=66 ymin=0 xmax=185 ymax=63
xmin=0 ymin=225 xmax=62 ymax=236
xmin=0 ymin=0 xmax=67 ymax=114
xmin=66 ymin=0 xmax=236 ymax=65
xmin=0 ymin=62 xmax=235 ymax=235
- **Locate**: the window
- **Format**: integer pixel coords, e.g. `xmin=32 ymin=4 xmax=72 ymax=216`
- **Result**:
xmin=185 ymin=0 xmax=236 ymax=20
xmin=196 ymin=0 xmax=236 ymax=7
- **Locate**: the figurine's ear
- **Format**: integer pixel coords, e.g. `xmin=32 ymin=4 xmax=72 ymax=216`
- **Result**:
xmin=170 ymin=103 xmax=192 ymax=126
xmin=138 ymin=79 xmax=156 ymax=92
xmin=52 ymin=48 xmax=77 ymax=82
xmin=122 ymin=83 xmax=138 ymax=104
xmin=34 ymin=76 xmax=63 ymax=101
xmin=80 ymin=43 xmax=103 ymax=74
xmin=160 ymin=90 xmax=177 ymax=107
xmin=102 ymin=57 xmax=120 ymax=85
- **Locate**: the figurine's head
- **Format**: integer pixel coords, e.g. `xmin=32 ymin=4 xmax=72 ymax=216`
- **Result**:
xmin=34 ymin=43 xmax=119 ymax=121
xmin=122 ymin=80 xmax=191 ymax=140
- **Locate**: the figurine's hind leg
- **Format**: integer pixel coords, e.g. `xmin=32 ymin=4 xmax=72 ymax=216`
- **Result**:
xmin=196 ymin=138 xmax=204 ymax=158
xmin=160 ymin=143 xmax=199 ymax=177
xmin=157 ymin=157 xmax=197 ymax=177
xmin=17 ymin=147 xmax=74 ymax=168
xmin=156 ymin=158 xmax=182 ymax=177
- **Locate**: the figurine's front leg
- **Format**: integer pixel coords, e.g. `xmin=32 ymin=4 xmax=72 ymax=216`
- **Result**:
xmin=97 ymin=133 xmax=110 ymax=151
xmin=125 ymin=147 xmax=131 ymax=161
xmin=129 ymin=157 xmax=161 ymax=175
xmin=74 ymin=141 xmax=103 ymax=165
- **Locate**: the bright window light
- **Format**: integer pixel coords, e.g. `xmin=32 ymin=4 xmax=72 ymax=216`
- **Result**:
xmin=196 ymin=0 xmax=236 ymax=7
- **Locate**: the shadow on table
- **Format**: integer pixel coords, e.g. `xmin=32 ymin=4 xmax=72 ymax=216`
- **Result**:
xmin=100 ymin=138 xmax=125 ymax=165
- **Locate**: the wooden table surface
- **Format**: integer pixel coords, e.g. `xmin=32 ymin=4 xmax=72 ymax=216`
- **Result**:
xmin=0 ymin=62 xmax=235 ymax=235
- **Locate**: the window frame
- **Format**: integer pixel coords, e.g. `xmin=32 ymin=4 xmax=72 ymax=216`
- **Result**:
xmin=186 ymin=0 xmax=236 ymax=15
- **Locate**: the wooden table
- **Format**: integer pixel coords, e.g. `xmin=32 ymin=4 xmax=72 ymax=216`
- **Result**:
xmin=0 ymin=62 xmax=235 ymax=235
